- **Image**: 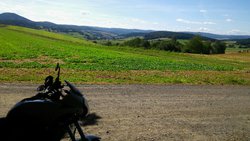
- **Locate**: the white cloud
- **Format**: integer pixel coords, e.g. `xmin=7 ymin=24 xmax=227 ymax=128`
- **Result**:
xmin=222 ymin=14 xmax=229 ymax=17
xmin=80 ymin=10 xmax=90 ymax=16
xmin=119 ymin=18 xmax=166 ymax=30
xmin=203 ymin=21 xmax=216 ymax=25
xmin=176 ymin=18 xmax=200 ymax=24
xmin=130 ymin=18 xmax=147 ymax=24
xmin=0 ymin=2 xmax=26 ymax=14
xmin=199 ymin=27 xmax=209 ymax=32
xmin=227 ymin=29 xmax=241 ymax=34
xmin=176 ymin=18 xmax=216 ymax=25
xmin=225 ymin=29 xmax=250 ymax=35
xmin=153 ymin=22 xmax=159 ymax=25
xmin=200 ymin=9 xmax=207 ymax=13
xmin=226 ymin=18 xmax=232 ymax=22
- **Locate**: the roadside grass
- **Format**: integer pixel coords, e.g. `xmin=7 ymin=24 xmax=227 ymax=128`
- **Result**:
xmin=0 ymin=68 xmax=249 ymax=85
xmin=0 ymin=25 xmax=250 ymax=85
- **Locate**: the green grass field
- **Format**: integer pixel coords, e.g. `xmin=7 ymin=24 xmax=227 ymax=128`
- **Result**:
xmin=0 ymin=25 xmax=250 ymax=85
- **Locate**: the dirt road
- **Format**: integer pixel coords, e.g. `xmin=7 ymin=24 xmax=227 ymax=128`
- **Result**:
xmin=0 ymin=84 xmax=249 ymax=141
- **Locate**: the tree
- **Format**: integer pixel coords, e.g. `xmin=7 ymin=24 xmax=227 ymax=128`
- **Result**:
xmin=123 ymin=38 xmax=151 ymax=49
xmin=103 ymin=40 xmax=112 ymax=46
xmin=123 ymin=38 xmax=143 ymax=47
xmin=186 ymin=36 xmax=203 ymax=54
xmin=211 ymin=41 xmax=226 ymax=54
xmin=171 ymin=38 xmax=182 ymax=52
xmin=142 ymin=40 xmax=150 ymax=49
xmin=151 ymin=38 xmax=181 ymax=52
xmin=202 ymin=41 xmax=212 ymax=54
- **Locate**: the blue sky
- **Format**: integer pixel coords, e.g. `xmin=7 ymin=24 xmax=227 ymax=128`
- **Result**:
xmin=0 ymin=0 xmax=249 ymax=35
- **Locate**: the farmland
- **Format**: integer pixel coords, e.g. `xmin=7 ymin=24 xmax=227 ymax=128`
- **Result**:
xmin=0 ymin=25 xmax=250 ymax=85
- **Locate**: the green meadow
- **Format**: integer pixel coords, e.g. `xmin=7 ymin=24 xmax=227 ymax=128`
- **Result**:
xmin=0 ymin=25 xmax=249 ymax=85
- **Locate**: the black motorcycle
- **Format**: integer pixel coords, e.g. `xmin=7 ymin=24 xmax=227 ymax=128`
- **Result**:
xmin=0 ymin=64 xmax=101 ymax=141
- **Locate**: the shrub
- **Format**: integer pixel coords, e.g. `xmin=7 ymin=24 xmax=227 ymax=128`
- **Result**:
xmin=123 ymin=38 xmax=151 ymax=49
xmin=183 ymin=36 xmax=226 ymax=54
xmin=211 ymin=41 xmax=226 ymax=54
xmin=185 ymin=36 xmax=203 ymax=54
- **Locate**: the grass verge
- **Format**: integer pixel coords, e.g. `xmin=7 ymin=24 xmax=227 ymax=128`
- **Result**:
xmin=0 ymin=68 xmax=249 ymax=85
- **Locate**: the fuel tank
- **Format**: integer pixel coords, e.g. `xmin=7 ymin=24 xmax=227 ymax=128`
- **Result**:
xmin=6 ymin=99 xmax=80 ymax=126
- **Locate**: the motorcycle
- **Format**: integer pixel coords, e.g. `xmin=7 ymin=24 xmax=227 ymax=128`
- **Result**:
xmin=0 ymin=64 xmax=101 ymax=141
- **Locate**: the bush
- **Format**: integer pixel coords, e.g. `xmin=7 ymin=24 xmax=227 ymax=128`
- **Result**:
xmin=185 ymin=36 xmax=203 ymax=54
xmin=122 ymin=36 xmax=226 ymax=54
xmin=211 ymin=41 xmax=226 ymax=54
xmin=183 ymin=36 xmax=226 ymax=54
xmin=123 ymin=38 xmax=150 ymax=49
xmin=151 ymin=38 xmax=181 ymax=52
xmin=202 ymin=41 xmax=212 ymax=54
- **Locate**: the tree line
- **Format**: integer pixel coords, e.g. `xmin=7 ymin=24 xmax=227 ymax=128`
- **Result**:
xmin=121 ymin=36 xmax=226 ymax=54
xmin=236 ymin=38 xmax=250 ymax=48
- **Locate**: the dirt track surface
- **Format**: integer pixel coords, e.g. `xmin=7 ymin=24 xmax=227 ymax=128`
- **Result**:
xmin=0 ymin=84 xmax=250 ymax=141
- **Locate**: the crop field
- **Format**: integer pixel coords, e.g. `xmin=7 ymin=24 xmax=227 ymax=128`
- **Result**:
xmin=0 ymin=25 xmax=250 ymax=85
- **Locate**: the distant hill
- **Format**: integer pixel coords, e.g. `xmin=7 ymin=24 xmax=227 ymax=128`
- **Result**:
xmin=187 ymin=32 xmax=250 ymax=40
xmin=235 ymin=38 xmax=250 ymax=47
xmin=120 ymin=32 xmax=148 ymax=38
xmin=0 ymin=12 xmax=151 ymax=40
xmin=0 ymin=12 xmax=31 ymax=22
xmin=0 ymin=12 xmax=35 ymax=27
xmin=1 ymin=12 xmax=250 ymax=40
xmin=145 ymin=31 xmax=250 ymax=41
xmin=93 ymin=27 xmax=152 ymax=35
xmin=144 ymin=31 xmax=216 ymax=41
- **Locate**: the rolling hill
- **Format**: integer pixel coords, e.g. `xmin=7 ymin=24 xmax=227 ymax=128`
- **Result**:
xmin=144 ymin=31 xmax=216 ymax=41
xmin=187 ymin=32 xmax=250 ymax=40
xmin=1 ymin=12 xmax=250 ymax=41
xmin=0 ymin=12 xmax=152 ymax=40
xmin=0 ymin=25 xmax=249 ymax=85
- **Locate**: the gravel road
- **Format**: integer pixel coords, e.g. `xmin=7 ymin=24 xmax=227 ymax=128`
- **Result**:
xmin=0 ymin=84 xmax=249 ymax=141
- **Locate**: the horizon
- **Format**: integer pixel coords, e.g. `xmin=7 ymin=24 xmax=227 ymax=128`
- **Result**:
xmin=0 ymin=0 xmax=250 ymax=35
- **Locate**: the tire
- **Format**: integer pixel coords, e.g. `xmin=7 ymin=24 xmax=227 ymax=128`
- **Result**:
xmin=0 ymin=118 xmax=9 ymax=140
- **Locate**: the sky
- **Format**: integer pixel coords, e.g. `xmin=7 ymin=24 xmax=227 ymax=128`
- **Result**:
xmin=0 ymin=0 xmax=250 ymax=35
